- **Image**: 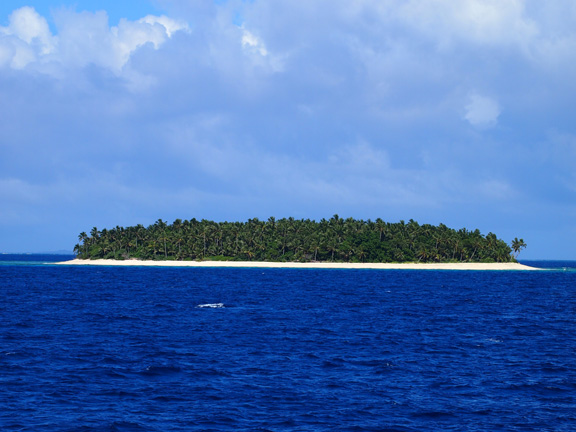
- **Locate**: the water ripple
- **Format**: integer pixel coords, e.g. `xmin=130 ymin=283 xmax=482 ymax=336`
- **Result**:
xmin=1 ymin=263 xmax=576 ymax=430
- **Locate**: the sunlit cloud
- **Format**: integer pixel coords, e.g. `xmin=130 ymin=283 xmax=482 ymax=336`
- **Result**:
xmin=0 ymin=6 xmax=187 ymax=73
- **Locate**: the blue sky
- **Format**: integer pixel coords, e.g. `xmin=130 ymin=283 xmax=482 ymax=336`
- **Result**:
xmin=0 ymin=1 xmax=164 ymax=26
xmin=0 ymin=0 xmax=574 ymax=259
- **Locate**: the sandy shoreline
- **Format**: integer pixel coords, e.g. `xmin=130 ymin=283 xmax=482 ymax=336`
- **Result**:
xmin=56 ymin=259 xmax=539 ymax=271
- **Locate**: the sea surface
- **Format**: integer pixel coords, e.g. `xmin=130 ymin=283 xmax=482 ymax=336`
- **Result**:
xmin=1 ymin=255 xmax=575 ymax=431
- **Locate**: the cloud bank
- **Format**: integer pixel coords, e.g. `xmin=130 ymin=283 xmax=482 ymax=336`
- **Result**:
xmin=1 ymin=1 xmax=575 ymax=258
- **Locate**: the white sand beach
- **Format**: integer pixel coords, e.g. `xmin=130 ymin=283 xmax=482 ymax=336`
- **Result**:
xmin=56 ymin=259 xmax=539 ymax=271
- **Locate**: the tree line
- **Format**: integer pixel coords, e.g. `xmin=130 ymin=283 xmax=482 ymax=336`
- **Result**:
xmin=73 ymin=216 xmax=523 ymax=263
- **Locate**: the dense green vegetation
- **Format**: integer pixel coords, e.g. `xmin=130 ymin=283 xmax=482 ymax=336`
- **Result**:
xmin=74 ymin=216 xmax=520 ymax=263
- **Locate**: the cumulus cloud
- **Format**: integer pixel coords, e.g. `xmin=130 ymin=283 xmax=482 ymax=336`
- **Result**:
xmin=0 ymin=6 xmax=55 ymax=68
xmin=0 ymin=6 xmax=187 ymax=73
xmin=464 ymin=93 xmax=501 ymax=128
xmin=3 ymin=6 xmax=55 ymax=52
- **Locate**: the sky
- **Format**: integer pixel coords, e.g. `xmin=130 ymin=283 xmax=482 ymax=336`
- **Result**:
xmin=0 ymin=0 xmax=575 ymax=259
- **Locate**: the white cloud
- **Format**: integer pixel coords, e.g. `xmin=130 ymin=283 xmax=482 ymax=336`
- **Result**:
xmin=140 ymin=15 xmax=188 ymax=38
xmin=402 ymin=0 xmax=538 ymax=49
xmin=241 ymin=28 xmax=268 ymax=56
xmin=464 ymin=93 xmax=501 ymax=128
xmin=236 ymin=25 xmax=286 ymax=75
xmin=110 ymin=16 xmax=188 ymax=70
xmin=54 ymin=9 xmax=188 ymax=73
xmin=5 ymin=7 xmax=55 ymax=52
xmin=0 ymin=7 xmax=187 ymax=74
xmin=0 ymin=6 xmax=56 ymax=68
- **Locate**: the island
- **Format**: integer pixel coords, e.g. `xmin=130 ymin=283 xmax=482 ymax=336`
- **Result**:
xmin=63 ymin=216 xmax=533 ymax=270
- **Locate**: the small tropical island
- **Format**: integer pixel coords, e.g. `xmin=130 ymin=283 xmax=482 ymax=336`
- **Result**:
xmin=71 ymin=216 xmax=528 ymax=267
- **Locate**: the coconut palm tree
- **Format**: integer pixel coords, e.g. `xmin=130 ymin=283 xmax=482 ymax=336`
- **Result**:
xmin=511 ymin=238 xmax=527 ymax=259
xmin=74 ymin=216 xmax=518 ymax=263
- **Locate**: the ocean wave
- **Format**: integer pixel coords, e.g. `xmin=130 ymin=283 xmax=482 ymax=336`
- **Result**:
xmin=196 ymin=303 xmax=225 ymax=308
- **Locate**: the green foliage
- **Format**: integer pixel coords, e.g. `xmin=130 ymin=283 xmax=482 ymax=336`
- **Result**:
xmin=511 ymin=237 xmax=527 ymax=259
xmin=73 ymin=216 xmax=517 ymax=263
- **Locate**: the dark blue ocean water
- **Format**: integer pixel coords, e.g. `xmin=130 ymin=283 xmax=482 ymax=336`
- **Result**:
xmin=1 ymin=255 xmax=575 ymax=431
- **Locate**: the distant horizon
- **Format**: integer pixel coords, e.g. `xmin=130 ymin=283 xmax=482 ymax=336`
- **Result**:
xmin=1 ymin=251 xmax=74 ymax=255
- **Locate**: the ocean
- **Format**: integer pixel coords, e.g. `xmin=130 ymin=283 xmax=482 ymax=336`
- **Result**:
xmin=1 ymin=255 xmax=575 ymax=431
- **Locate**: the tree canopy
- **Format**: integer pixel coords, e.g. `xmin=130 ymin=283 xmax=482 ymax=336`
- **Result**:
xmin=74 ymin=216 xmax=518 ymax=263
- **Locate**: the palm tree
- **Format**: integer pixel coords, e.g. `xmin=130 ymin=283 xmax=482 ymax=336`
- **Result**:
xmin=76 ymin=232 xmax=88 ymax=257
xmin=154 ymin=219 xmax=169 ymax=258
xmin=73 ymin=216 xmax=517 ymax=264
xmin=511 ymin=238 xmax=527 ymax=259
xmin=356 ymin=246 xmax=367 ymax=263
xmin=415 ymin=247 xmax=424 ymax=262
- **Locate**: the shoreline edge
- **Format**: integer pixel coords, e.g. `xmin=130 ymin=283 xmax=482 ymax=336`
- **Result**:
xmin=55 ymin=259 xmax=540 ymax=271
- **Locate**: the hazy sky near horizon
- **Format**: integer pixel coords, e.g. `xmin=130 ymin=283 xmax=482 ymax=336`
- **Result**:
xmin=0 ymin=0 xmax=575 ymax=259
